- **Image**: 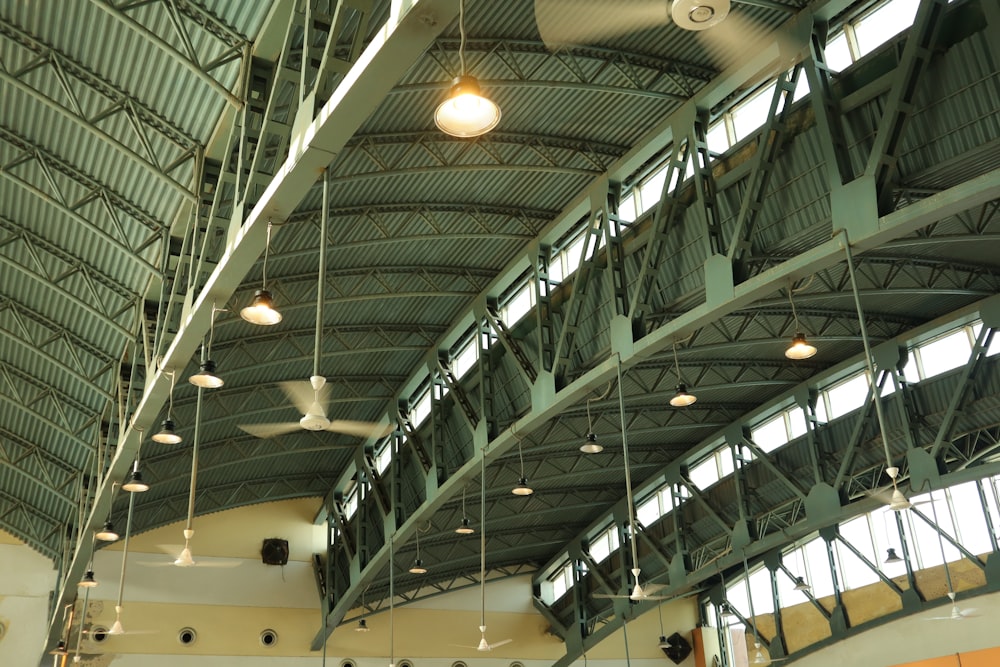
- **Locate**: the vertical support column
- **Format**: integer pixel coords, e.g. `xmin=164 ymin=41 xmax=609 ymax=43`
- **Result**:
xmin=762 ymin=551 xmax=788 ymax=659
xmin=819 ymin=526 xmax=848 ymax=637
xmin=728 ymin=426 xmax=755 ymax=550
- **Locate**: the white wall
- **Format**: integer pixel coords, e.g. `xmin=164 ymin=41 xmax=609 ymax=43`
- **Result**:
xmin=0 ymin=538 xmax=57 ymax=667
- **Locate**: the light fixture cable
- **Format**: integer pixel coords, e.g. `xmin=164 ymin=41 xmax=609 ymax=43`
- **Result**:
xmin=458 ymin=0 xmax=468 ymax=77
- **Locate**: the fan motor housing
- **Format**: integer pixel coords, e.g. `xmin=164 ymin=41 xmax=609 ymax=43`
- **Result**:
xmin=262 ymin=538 xmax=289 ymax=565
xmin=671 ymin=0 xmax=730 ymax=30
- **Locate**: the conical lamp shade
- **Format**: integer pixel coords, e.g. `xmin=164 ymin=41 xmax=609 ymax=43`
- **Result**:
xmin=188 ymin=359 xmax=224 ymax=388
xmin=151 ymin=419 xmax=182 ymax=444
xmin=241 ymin=289 xmax=282 ymax=325
xmin=434 ymin=75 xmax=501 ymax=137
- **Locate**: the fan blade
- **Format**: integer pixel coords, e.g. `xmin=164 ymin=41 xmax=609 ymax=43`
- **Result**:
xmin=535 ymin=0 xmax=668 ymax=49
xmin=239 ymin=422 xmax=302 ymax=439
xmin=697 ymin=12 xmax=797 ymax=71
xmin=279 ymin=380 xmax=328 ymax=416
xmin=327 ymin=419 xmax=394 ymax=438
xmin=489 ymin=639 xmax=513 ymax=649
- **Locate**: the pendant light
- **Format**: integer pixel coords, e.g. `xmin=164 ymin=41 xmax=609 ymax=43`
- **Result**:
xmin=355 ymin=587 xmax=371 ymax=631
xmin=884 ymin=547 xmax=903 ymax=564
xmin=241 ymin=222 xmax=282 ymax=325
xmin=409 ymin=524 xmax=428 ymax=574
xmin=511 ymin=425 xmax=533 ymax=496
xmin=189 ymin=306 xmax=225 ymax=388
xmin=152 ymin=371 xmax=182 ymax=444
xmin=434 ymin=0 xmax=500 ymax=137
xmin=95 ymin=520 xmax=119 ymax=542
xmin=122 ymin=442 xmax=149 ymax=493
xmin=455 ymin=486 xmax=475 ymax=534
xmin=669 ymin=342 xmax=697 ymax=407
xmin=792 ymin=545 xmax=810 ymax=591
xmin=784 ymin=283 xmax=817 ymax=360
xmin=581 ymin=383 xmax=611 ymax=453
xmin=78 ymin=570 xmax=98 ymax=588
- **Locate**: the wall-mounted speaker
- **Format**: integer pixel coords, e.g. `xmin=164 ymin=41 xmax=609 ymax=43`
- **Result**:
xmin=660 ymin=632 xmax=692 ymax=664
xmin=261 ymin=538 xmax=289 ymax=565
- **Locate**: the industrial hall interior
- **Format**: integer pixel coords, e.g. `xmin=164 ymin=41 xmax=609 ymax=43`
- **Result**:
xmin=1 ymin=0 xmax=999 ymax=665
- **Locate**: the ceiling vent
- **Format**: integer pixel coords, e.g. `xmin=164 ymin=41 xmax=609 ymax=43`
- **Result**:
xmin=261 ymin=538 xmax=289 ymax=565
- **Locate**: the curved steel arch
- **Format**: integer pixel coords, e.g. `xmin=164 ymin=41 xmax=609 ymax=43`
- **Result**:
xmin=0 ymin=364 xmax=103 ymax=446
xmin=0 ymin=123 xmax=170 ymax=232
xmin=124 ymin=472 xmax=338 ymax=537
xmin=0 ymin=323 xmax=114 ymax=402
xmin=343 ymin=130 xmax=629 ymax=161
xmin=0 ymin=294 xmax=119 ymax=370
xmin=329 ymin=162 xmax=600 ymax=183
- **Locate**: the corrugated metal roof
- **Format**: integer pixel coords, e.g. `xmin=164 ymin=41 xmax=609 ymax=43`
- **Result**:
xmin=4 ymin=2 xmax=1000 ymax=653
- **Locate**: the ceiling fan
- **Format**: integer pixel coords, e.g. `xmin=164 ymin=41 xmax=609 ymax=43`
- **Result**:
xmin=238 ymin=376 xmax=390 ymax=439
xmin=925 ymin=591 xmax=979 ymax=621
xmin=594 ymin=567 xmax=673 ymax=601
xmin=239 ymin=174 xmax=389 ymax=442
xmin=533 ymin=0 xmax=785 ymax=65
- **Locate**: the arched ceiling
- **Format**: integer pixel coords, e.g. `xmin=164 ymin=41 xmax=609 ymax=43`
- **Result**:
xmin=2 ymin=0 xmax=999 ymax=663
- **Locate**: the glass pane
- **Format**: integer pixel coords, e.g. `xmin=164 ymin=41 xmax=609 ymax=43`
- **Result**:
xmin=731 ymin=84 xmax=776 ymax=143
xmin=453 ymin=338 xmax=479 ymax=378
xmin=918 ymin=329 xmax=971 ymax=379
xmin=854 ymin=0 xmax=919 ymax=57
xmin=792 ymin=72 xmax=810 ymax=102
xmin=619 ymin=193 xmax=636 ymax=223
xmin=502 ymin=283 xmax=533 ymax=325
xmin=803 ymin=538 xmax=835 ymax=598
xmin=637 ymin=495 xmax=662 ymax=527
xmin=752 ymin=414 xmax=788 ymax=454
xmin=707 ymin=120 xmax=730 ymax=155
xmin=787 ymin=407 xmax=807 ymax=440
xmin=825 ymin=32 xmax=853 ymax=72
xmin=825 ymin=373 xmax=870 ymax=419
xmin=949 ymin=482 xmax=992 ymax=556
xmin=690 ymin=457 xmax=720 ymax=490
xmin=837 ymin=516 xmax=879 ymax=590
xmin=638 ymin=166 xmax=667 ymax=215
xmin=719 ymin=449 xmax=735 ymax=478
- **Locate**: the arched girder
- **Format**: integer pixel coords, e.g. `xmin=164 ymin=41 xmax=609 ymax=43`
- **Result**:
xmin=0 ymin=123 xmax=169 ymax=232
xmin=329 ymin=162 xmax=599 ymax=185
xmin=0 ymin=67 xmax=196 ymax=202
xmin=168 ymin=376 xmax=407 ymax=413
xmin=396 ymin=77 xmax=689 ymax=102
xmin=0 ymin=321 xmax=115 ymax=402
xmin=208 ymin=345 xmax=429 ymax=380
xmin=0 ymin=294 xmax=118 ymax=372
xmin=209 ymin=323 xmax=448 ymax=352
xmin=0 ymin=426 xmax=80 ymax=502
xmin=0 ymin=487 xmax=64 ymax=561
xmin=0 ymin=19 xmax=198 ymax=149
xmin=427 ymin=37 xmax=718 ymax=89
xmin=0 ymin=163 xmax=162 ymax=275
xmin=0 ymin=361 xmax=103 ymax=445
xmin=0 ymin=251 xmax=134 ymax=339
xmin=140 ymin=438 xmax=357 ymax=484
xmin=0 ymin=214 xmax=142 ymax=301
xmin=125 ymin=472 xmax=336 ymax=537
xmin=342 ymin=130 xmax=628 ymax=171
xmin=86 ymin=0 xmax=247 ymax=109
